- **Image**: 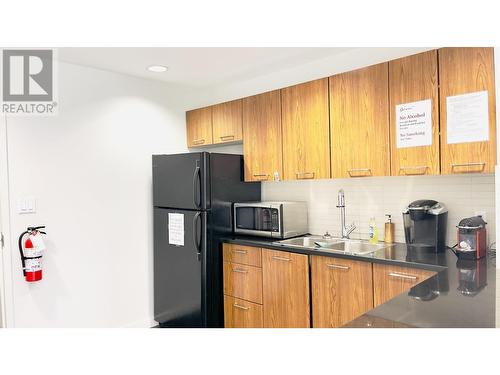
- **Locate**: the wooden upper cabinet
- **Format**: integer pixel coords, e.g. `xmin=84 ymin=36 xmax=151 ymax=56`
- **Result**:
xmin=281 ymin=78 xmax=330 ymax=180
xmin=212 ymin=99 xmax=243 ymax=144
xmin=389 ymin=50 xmax=440 ymax=176
xmin=311 ymin=256 xmax=373 ymax=328
xmin=330 ymin=63 xmax=390 ymax=178
xmin=242 ymin=91 xmax=283 ymax=182
xmin=186 ymin=107 xmax=213 ymax=147
xmin=439 ymin=47 xmax=496 ymax=174
xmin=262 ymin=249 xmax=310 ymax=328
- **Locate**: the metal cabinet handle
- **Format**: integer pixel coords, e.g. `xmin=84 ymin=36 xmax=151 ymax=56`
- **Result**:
xmin=220 ymin=135 xmax=235 ymax=141
xmin=233 ymin=304 xmax=249 ymax=311
xmin=271 ymin=256 xmax=291 ymax=262
xmin=295 ymin=172 xmax=315 ymax=179
xmin=451 ymin=162 xmax=485 ymax=173
xmin=388 ymin=272 xmax=417 ymax=280
xmin=232 ymin=268 xmax=248 ymax=274
xmin=327 ymin=264 xmax=350 ymax=270
xmin=347 ymin=168 xmax=371 ymax=177
xmin=232 ymin=249 xmax=248 ymax=254
xmin=192 ymin=139 xmax=205 ymax=145
xmin=253 ymin=173 xmax=270 ymax=180
xmin=400 ymin=165 xmax=428 ymax=175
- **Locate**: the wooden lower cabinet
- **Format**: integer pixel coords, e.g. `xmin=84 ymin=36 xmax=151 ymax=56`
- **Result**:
xmin=222 ymin=243 xmax=262 ymax=267
xmin=224 ymin=296 xmax=263 ymax=328
xmin=373 ymin=263 xmax=436 ymax=307
xmin=311 ymin=256 xmax=373 ymax=328
xmin=223 ymin=262 xmax=263 ymax=304
xmin=222 ymin=242 xmax=438 ymax=328
xmin=262 ymin=249 xmax=310 ymax=328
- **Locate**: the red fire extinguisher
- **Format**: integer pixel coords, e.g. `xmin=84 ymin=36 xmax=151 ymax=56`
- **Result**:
xmin=18 ymin=226 xmax=46 ymax=282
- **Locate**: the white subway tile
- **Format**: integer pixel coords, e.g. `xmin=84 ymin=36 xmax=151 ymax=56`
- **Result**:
xmin=262 ymin=174 xmax=496 ymax=246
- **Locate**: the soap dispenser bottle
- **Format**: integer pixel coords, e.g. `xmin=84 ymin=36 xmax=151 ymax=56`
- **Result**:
xmin=384 ymin=214 xmax=395 ymax=244
xmin=369 ymin=217 xmax=378 ymax=244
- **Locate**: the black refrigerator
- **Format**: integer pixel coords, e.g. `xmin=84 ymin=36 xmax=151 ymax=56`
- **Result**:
xmin=153 ymin=152 xmax=261 ymax=327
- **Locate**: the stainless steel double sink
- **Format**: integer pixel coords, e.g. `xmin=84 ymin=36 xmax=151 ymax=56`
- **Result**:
xmin=273 ymin=235 xmax=392 ymax=255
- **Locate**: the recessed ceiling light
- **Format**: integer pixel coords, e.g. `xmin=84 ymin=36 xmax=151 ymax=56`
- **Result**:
xmin=147 ymin=65 xmax=168 ymax=73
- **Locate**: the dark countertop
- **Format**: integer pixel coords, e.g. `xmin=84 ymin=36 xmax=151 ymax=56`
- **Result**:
xmin=221 ymin=235 xmax=496 ymax=328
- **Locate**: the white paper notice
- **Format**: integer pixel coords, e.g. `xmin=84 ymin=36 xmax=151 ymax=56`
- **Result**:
xmin=168 ymin=213 xmax=184 ymax=246
xmin=447 ymin=90 xmax=489 ymax=144
xmin=396 ymin=99 xmax=432 ymax=148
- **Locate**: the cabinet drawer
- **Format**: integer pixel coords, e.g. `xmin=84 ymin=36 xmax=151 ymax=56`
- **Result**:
xmin=223 ymin=243 xmax=262 ymax=267
xmin=373 ymin=263 xmax=436 ymax=307
xmin=223 ymin=262 xmax=263 ymax=304
xmin=224 ymin=295 xmax=263 ymax=328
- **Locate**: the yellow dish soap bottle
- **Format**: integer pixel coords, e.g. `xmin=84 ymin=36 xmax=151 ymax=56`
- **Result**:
xmin=369 ymin=217 xmax=378 ymax=244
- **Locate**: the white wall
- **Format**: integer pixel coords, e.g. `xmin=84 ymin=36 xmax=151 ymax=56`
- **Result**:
xmin=4 ymin=62 xmax=188 ymax=327
xmin=263 ymin=174 xmax=496 ymax=247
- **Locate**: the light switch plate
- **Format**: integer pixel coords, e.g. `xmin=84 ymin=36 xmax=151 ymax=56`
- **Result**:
xmin=18 ymin=197 xmax=36 ymax=214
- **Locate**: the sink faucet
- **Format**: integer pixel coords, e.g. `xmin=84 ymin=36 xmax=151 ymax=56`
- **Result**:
xmin=337 ymin=189 xmax=356 ymax=239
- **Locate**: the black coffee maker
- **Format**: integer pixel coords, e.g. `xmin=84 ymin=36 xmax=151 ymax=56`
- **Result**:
xmin=403 ymin=199 xmax=448 ymax=252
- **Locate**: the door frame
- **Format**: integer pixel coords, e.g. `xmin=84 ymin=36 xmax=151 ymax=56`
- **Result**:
xmin=0 ymin=116 xmax=14 ymax=327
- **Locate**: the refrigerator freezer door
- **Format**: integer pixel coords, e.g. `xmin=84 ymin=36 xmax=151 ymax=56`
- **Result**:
xmin=153 ymin=153 xmax=209 ymax=210
xmin=154 ymin=207 xmax=207 ymax=327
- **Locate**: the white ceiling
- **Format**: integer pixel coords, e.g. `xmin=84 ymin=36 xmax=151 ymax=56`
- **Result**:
xmin=58 ymin=47 xmax=354 ymax=89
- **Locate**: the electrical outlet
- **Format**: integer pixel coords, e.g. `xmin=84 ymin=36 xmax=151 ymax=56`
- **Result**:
xmin=17 ymin=197 xmax=36 ymax=214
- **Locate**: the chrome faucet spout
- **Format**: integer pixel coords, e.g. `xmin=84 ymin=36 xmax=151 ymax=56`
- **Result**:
xmin=337 ymin=189 xmax=355 ymax=239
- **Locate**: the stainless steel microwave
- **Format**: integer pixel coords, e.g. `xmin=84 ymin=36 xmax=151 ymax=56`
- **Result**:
xmin=233 ymin=201 xmax=308 ymax=239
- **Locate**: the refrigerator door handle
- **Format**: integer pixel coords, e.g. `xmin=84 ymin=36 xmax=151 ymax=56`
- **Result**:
xmin=193 ymin=212 xmax=202 ymax=259
xmin=193 ymin=166 xmax=202 ymax=209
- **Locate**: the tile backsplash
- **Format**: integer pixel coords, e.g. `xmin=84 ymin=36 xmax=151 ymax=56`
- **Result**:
xmin=262 ymin=174 xmax=496 ymax=247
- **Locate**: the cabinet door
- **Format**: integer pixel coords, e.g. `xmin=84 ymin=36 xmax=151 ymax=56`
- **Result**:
xmin=330 ymin=63 xmax=390 ymax=178
xmin=186 ymin=107 xmax=213 ymax=147
xmin=389 ymin=50 xmax=440 ymax=176
xmin=212 ymin=99 xmax=243 ymax=144
xmin=281 ymin=78 xmax=330 ymax=180
xmin=224 ymin=295 xmax=263 ymax=328
xmin=262 ymin=249 xmax=310 ymax=328
xmin=439 ymin=47 xmax=496 ymax=174
xmin=242 ymin=90 xmax=283 ymax=182
xmin=373 ymin=263 xmax=436 ymax=307
xmin=311 ymin=256 xmax=373 ymax=328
